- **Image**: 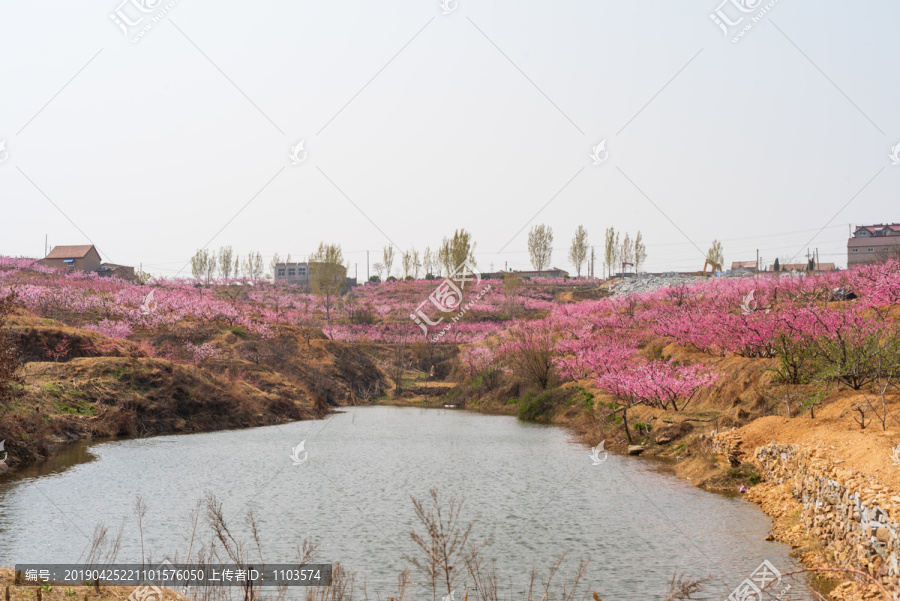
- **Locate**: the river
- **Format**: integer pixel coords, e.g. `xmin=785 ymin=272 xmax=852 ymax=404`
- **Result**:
xmin=0 ymin=406 xmax=810 ymax=600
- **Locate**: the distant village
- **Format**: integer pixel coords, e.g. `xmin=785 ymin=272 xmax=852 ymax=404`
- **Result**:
xmin=33 ymin=223 xmax=900 ymax=284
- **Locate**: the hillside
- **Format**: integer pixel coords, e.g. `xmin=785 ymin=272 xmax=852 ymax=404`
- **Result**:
xmin=0 ymin=310 xmax=387 ymax=469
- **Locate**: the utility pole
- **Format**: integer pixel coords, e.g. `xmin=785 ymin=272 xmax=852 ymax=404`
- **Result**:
xmin=756 ymin=248 xmax=759 ymax=278
xmin=816 ymin=248 xmax=819 ymax=271
xmin=44 ymin=234 xmax=48 ymax=257
xmin=366 ymin=251 xmax=369 ymax=281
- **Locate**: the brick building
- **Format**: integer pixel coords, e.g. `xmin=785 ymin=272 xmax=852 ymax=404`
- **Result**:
xmin=847 ymin=224 xmax=900 ymax=265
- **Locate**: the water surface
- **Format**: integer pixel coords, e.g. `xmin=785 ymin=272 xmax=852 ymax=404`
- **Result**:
xmin=0 ymin=406 xmax=809 ymax=599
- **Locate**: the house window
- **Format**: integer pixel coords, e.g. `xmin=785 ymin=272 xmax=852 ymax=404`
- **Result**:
xmin=852 ymin=249 xmax=858 ymax=253
xmin=288 ymin=268 xmax=296 ymax=276
xmin=277 ymin=268 xmax=285 ymax=276
xmin=298 ymin=268 xmax=307 ymax=276
xmin=868 ymin=248 xmax=874 ymax=252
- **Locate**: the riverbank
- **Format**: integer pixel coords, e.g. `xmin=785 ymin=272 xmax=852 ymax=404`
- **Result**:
xmin=0 ymin=311 xmax=388 ymax=471
xmin=559 ymin=377 xmax=900 ymax=598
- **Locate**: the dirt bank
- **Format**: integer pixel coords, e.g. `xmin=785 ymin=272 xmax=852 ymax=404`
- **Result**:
xmin=0 ymin=312 xmax=389 ymax=471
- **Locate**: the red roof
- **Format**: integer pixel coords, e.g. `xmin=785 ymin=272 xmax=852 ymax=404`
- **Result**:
xmin=45 ymin=245 xmax=97 ymax=259
xmin=854 ymin=224 xmax=900 ymax=235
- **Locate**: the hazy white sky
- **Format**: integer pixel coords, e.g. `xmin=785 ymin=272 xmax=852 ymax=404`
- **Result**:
xmin=1 ymin=0 xmax=898 ymax=277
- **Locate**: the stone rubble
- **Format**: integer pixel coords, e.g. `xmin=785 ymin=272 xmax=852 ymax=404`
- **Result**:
xmin=712 ymin=430 xmax=743 ymax=466
xmin=753 ymin=442 xmax=900 ymax=591
xmin=608 ymin=274 xmax=704 ymax=296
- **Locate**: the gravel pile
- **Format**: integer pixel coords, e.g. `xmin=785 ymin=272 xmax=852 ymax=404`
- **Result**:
xmin=608 ymin=273 xmax=704 ymax=296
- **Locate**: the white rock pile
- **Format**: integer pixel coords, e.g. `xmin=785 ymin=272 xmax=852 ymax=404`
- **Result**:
xmin=607 ymin=273 xmax=703 ymax=296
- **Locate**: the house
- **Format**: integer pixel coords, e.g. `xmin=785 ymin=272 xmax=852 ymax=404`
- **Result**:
xmin=274 ymin=261 xmax=311 ymax=284
xmin=274 ymin=261 xmax=356 ymax=288
xmin=39 ymin=245 xmax=102 ymax=272
xmin=730 ymin=261 xmax=759 ymax=273
xmin=848 ymin=224 xmax=900 ymax=265
xmin=98 ymin=263 xmax=136 ymax=279
xmin=38 ymin=245 xmax=136 ymax=279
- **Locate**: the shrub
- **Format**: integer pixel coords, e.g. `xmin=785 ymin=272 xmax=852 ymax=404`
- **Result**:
xmin=516 ymin=389 xmax=569 ymax=421
xmin=350 ymin=308 xmax=377 ymax=325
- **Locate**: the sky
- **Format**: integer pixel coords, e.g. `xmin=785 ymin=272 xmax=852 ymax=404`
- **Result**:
xmin=1 ymin=0 xmax=899 ymax=278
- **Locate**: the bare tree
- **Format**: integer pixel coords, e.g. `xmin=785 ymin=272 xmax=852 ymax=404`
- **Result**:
xmin=503 ymin=272 xmax=524 ymax=318
xmin=706 ymin=239 xmax=724 ymax=270
xmin=528 ymin=224 xmax=554 ymax=272
xmin=863 ymin=345 xmax=900 ymax=431
xmin=372 ymin=262 xmax=386 ymax=281
xmin=401 ymin=249 xmax=414 ymax=279
xmin=218 ymin=245 xmax=234 ymax=279
xmin=423 ymin=247 xmax=434 ymax=276
xmin=634 ymin=230 xmax=647 ymax=274
xmin=250 ymin=251 xmax=264 ymax=280
xmin=204 ymin=250 xmax=217 ymax=286
xmin=604 ymin=227 xmax=616 ymax=278
xmin=568 ymin=225 xmax=589 ymax=277
xmin=310 ymin=242 xmax=347 ymax=327
xmin=269 ymin=252 xmax=281 ymax=279
xmin=437 ymin=239 xmax=451 ymax=278
xmin=412 ymin=247 xmax=422 ymax=279
xmin=445 ymin=229 xmax=477 ymax=274
xmin=408 ymin=489 xmax=475 ymax=600
xmin=190 ymin=249 xmax=209 ymax=282
xmin=620 ymin=232 xmax=634 ymax=273
xmin=383 ymin=245 xmax=396 ymax=279
xmin=612 ymin=231 xmax=621 ymax=275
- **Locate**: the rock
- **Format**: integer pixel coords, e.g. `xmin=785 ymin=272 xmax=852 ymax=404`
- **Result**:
xmin=765 ymin=533 xmax=775 ymax=541
xmin=628 ymin=445 xmax=645 ymax=456
xmin=876 ymin=527 xmax=890 ymax=543
xmin=655 ymin=436 xmax=672 ymax=445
